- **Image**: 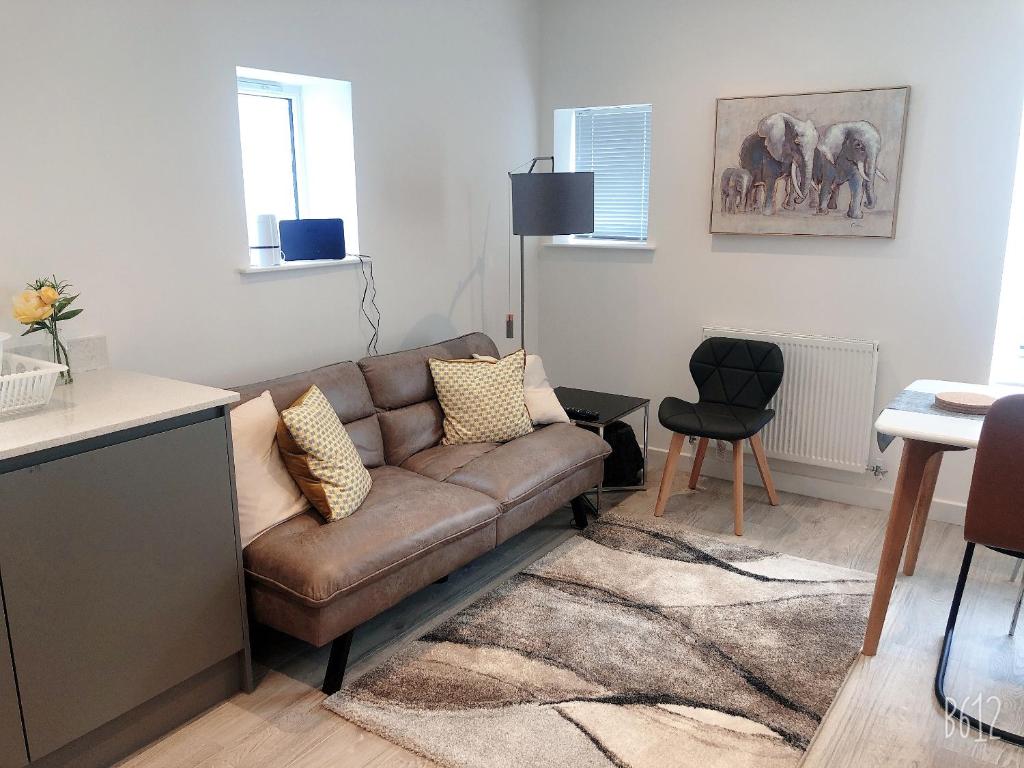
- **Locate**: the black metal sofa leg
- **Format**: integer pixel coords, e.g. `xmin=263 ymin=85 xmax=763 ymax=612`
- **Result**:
xmin=570 ymin=495 xmax=596 ymax=529
xmin=322 ymin=629 xmax=355 ymax=695
xmin=935 ymin=543 xmax=1024 ymax=746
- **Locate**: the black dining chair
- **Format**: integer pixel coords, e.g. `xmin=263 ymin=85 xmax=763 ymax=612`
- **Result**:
xmin=654 ymin=337 xmax=784 ymax=535
xmin=935 ymin=394 xmax=1024 ymax=745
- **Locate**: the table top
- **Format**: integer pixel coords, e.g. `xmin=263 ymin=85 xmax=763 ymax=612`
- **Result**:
xmin=874 ymin=379 xmax=1024 ymax=449
xmin=0 ymin=368 xmax=238 ymax=461
xmin=554 ymin=386 xmax=649 ymax=426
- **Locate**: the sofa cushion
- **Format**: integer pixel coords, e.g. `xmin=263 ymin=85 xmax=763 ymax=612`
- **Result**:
xmin=278 ymin=385 xmax=373 ymax=523
xmin=358 ymin=332 xmax=499 ymax=411
xmin=233 ymin=361 xmax=385 ymax=468
xmin=378 ymin=400 xmax=445 ymax=467
xmin=429 ymin=349 xmax=533 ymax=446
xmin=243 ymin=466 xmax=499 ymax=607
xmin=401 ymin=442 xmax=499 ymax=481
xmin=359 ymin=333 xmax=500 ymax=466
xmin=443 ymin=423 xmax=611 ymax=511
xmin=230 ymin=391 xmax=309 ymax=547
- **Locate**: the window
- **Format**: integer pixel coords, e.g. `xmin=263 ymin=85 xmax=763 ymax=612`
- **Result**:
xmin=556 ymin=104 xmax=652 ymax=242
xmin=235 ymin=67 xmax=359 ymax=260
xmin=237 ymin=78 xmax=304 ymax=233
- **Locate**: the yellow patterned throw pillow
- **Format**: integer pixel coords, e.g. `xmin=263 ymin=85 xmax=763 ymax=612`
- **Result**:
xmin=429 ymin=348 xmax=534 ymax=446
xmin=277 ymin=385 xmax=372 ymax=522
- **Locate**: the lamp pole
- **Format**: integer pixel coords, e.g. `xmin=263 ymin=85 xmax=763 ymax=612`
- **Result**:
xmin=511 ymin=156 xmax=554 ymax=351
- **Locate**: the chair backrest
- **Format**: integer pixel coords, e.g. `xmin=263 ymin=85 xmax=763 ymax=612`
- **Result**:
xmin=964 ymin=393 xmax=1024 ymax=553
xmin=689 ymin=337 xmax=784 ymax=410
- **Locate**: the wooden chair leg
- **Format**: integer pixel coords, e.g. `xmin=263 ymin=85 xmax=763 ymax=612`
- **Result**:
xmin=654 ymin=432 xmax=685 ymax=517
xmin=732 ymin=440 xmax=744 ymax=536
xmin=749 ymin=433 xmax=779 ymax=506
xmin=902 ymin=451 xmax=943 ymax=576
xmin=688 ymin=437 xmax=709 ymax=490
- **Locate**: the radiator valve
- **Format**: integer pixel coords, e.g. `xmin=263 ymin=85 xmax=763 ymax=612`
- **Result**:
xmin=868 ymin=463 xmax=888 ymax=478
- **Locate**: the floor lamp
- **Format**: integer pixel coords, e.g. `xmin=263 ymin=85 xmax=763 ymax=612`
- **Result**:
xmin=508 ymin=158 xmax=594 ymax=348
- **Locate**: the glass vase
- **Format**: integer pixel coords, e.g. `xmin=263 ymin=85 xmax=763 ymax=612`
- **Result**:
xmin=50 ymin=323 xmax=73 ymax=385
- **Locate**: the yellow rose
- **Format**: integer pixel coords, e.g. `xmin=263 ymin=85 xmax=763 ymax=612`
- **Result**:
xmin=12 ymin=291 xmax=53 ymax=325
xmin=38 ymin=286 xmax=59 ymax=305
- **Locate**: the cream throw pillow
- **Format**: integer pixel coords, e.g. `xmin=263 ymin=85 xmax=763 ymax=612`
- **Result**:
xmin=278 ymin=385 xmax=373 ymax=522
xmin=473 ymin=353 xmax=570 ymax=426
xmin=230 ymin=391 xmax=309 ymax=547
xmin=429 ymin=348 xmax=534 ymax=445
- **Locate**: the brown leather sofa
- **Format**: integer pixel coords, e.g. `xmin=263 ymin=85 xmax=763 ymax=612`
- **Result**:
xmin=232 ymin=332 xmax=610 ymax=693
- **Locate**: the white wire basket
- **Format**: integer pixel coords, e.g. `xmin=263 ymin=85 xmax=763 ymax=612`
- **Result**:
xmin=0 ymin=353 xmax=67 ymax=417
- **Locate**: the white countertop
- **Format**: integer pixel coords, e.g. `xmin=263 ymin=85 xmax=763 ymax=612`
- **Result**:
xmin=874 ymin=379 xmax=1024 ymax=449
xmin=0 ymin=368 xmax=239 ymax=461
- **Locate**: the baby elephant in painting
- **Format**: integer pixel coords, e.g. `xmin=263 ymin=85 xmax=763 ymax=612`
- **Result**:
xmin=720 ymin=168 xmax=753 ymax=213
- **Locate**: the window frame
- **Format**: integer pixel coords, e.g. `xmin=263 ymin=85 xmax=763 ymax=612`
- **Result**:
xmin=563 ymin=102 xmax=653 ymax=246
xmin=236 ymin=76 xmax=309 ymax=222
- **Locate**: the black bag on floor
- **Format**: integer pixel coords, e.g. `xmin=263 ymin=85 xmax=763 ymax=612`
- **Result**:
xmin=582 ymin=420 xmax=643 ymax=487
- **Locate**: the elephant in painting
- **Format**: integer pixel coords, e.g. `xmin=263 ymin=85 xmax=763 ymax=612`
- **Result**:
xmin=720 ymin=167 xmax=753 ymax=213
xmin=739 ymin=112 xmax=818 ymax=215
xmin=811 ymin=121 xmax=887 ymax=219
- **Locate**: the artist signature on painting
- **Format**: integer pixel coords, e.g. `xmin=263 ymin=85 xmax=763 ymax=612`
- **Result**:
xmin=944 ymin=694 xmax=1003 ymax=741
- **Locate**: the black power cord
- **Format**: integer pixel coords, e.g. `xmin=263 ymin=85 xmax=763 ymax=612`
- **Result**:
xmin=357 ymin=255 xmax=381 ymax=357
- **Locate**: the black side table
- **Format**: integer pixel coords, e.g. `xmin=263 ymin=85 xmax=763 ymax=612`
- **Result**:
xmin=554 ymin=386 xmax=650 ymax=511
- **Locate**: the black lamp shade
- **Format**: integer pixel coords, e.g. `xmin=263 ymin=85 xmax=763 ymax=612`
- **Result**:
xmin=510 ymin=172 xmax=594 ymax=236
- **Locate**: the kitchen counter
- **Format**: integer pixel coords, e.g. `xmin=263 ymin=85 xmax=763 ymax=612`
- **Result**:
xmin=0 ymin=368 xmax=238 ymax=461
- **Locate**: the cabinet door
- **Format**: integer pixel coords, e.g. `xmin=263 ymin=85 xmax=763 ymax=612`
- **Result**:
xmin=0 ymin=602 xmax=27 ymax=768
xmin=0 ymin=418 xmax=244 ymax=760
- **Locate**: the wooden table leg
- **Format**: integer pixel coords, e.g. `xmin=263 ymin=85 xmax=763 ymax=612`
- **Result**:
xmin=862 ymin=439 xmax=947 ymax=656
xmin=902 ymin=451 xmax=943 ymax=577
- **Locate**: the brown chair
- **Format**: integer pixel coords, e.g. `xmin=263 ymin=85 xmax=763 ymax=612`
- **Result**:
xmin=654 ymin=337 xmax=783 ymax=535
xmin=935 ymin=393 xmax=1024 ymax=745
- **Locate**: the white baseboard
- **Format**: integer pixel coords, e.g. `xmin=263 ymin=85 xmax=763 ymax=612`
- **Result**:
xmin=646 ymin=445 xmax=966 ymax=526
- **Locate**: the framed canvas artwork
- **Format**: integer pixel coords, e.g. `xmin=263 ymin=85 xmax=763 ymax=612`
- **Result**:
xmin=710 ymin=86 xmax=910 ymax=237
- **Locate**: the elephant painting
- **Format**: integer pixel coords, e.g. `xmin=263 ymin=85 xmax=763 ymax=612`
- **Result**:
xmin=710 ymin=86 xmax=909 ymax=237
xmin=720 ymin=167 xmax=752 ymax=213
xmin=738 ymin=112 xmax=818 ymax=216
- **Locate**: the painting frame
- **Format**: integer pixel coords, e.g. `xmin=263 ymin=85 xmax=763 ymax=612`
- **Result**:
xmin=709 ymin=85 xmax=911 ymax=238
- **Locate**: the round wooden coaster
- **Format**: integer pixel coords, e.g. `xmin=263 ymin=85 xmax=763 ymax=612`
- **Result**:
xmin=934 ymin=391 xmax=996 ymax=415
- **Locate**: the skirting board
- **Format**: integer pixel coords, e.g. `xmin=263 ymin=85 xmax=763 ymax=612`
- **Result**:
xmin=647 ymin=446 xmax=967 ymax=527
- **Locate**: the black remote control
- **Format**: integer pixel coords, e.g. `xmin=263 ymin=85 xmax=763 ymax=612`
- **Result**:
xmin=565 ymin=406 xmax=599 ymax=422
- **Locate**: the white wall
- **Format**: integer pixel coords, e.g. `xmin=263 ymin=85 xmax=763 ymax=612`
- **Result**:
xmin=536 ymin=0 xmax=1024 ymax=515
xmin=1 ymin=0 xmax=540 ymax=386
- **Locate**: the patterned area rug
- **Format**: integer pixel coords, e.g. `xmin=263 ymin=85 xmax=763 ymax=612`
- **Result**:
xmin=324 ymin=514 xmax=873 ymax=767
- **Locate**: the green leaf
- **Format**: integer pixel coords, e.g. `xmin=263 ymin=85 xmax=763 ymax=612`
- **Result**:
xmin=55 ymin=308 xmax=83 ymax=321
xmin=20 ymin=324 xmax=47 ymax=336
xmin=53 ymin=294 xmax=78 ymax=313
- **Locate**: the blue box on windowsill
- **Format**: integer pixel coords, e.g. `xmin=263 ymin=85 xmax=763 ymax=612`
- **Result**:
xmin=279 ymin=218 xmax=346 ymax=261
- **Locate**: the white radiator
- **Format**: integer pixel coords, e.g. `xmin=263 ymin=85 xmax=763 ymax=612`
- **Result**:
xmin=701 ymin=327 xmax=879 ymax=472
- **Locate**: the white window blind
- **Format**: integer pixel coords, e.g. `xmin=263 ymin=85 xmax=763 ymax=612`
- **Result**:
xmin=573 ymin=104 xmax=652 ymax=241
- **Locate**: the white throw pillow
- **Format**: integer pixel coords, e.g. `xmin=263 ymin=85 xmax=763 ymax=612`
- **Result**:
xmin=231 ymin=390 xmax=309 ymax=546
xmin=473 ymin=353 xmax=570 ymax=425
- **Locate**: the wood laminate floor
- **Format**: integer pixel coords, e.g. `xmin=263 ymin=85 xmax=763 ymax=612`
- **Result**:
xmin=120 ymin=460 xmax=1024 ymax=768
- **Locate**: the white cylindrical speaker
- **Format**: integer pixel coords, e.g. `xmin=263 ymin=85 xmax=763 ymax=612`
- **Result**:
xmin=250 ymin=214 xmax=281 ymax=267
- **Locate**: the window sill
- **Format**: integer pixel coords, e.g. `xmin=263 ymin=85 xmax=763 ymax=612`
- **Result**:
xmin=544 ymin=239 xmax=656 ymax=251
xmin=237 ymin=256 xmax=362 ymax=275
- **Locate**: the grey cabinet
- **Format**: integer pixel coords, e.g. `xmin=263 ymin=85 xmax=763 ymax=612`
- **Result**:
xmin=0 ymin=416 xmax=246 ymax=762
xmin=0 ymin=603 xmax=27 ymax=768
